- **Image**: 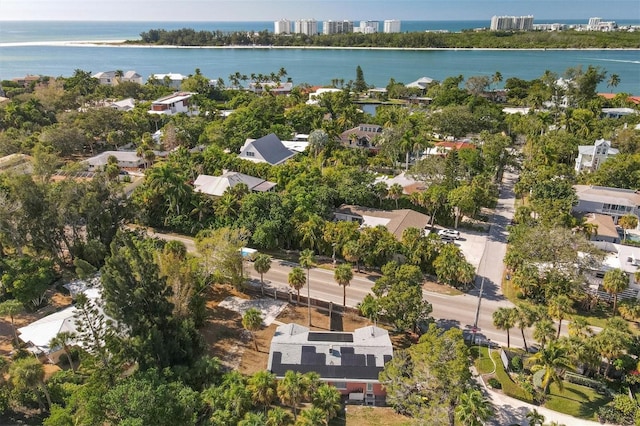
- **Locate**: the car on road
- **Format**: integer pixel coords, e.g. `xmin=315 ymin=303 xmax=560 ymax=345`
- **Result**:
xmin=438 ymin=229 xmax=460 ymax=240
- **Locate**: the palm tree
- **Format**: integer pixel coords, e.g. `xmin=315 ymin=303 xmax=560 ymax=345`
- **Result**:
xmin=296 ymin=407 xmax=327 ymax=426
xmin=342 ymin=240 xmax=362 ymax=273
xmin=492 ymin=307 xmax=516 ymax=348
xmin=547 ymin=294 xmax=576 ymax=339
xmin=299 ymin=249 xmax=316 ymax=326
xmin=266 ymin=406 xmax=293 ymax=426
xmin=277 ymin=370 xmax=307 ymax=421
xmin=10 ymin=357 xmax=52 ymax=412
xmin=602 ymin=268 xmax=629 ymax=315
xmin=526 ymin=340 xmax=574 ymax=396
xmin=247 ymin=370 xmax=277 ymax=413
xmin=618 ymin=214 xmax=638 ymax=241
xmin=253 ymin=253 xmax=272 ymax=296
xmin=526 ymin=409 xmax=545 ymax=426
xmin=607 ymin=73 xmax=621 ymax=90
xmin=358 ymin=294 xmax=380 ymax=326
xmin=533 ymin=318 xmax=556 ymax=349
xmin=238 ymin=412 xmax=266 ymax=426
xmin=334 ymin=263 xmax=353 ymax=308
xmin=0 ymin=299 xmax=23 ymax=345
xmin=49 ymin=331 xmax=77 ymax=373
xmin=242 ymin=308 xmax=263 ymax=352
xmin=312 ymin=383 xmax=342 ymax=424
xmin=567 ymin=317 xmax=593 ymax=339
xmin=454 ymin=388 xmax=494 ymax=426
xmin=388 ymin=183 xmax=404 ymax=209
xmin=288 ymin=267 xmax=306 ymax=305
xmin=514 ymin=304 xmax=537 ymax=353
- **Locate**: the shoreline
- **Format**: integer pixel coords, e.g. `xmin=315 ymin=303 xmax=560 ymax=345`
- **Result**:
xmin=1 ymin=40 xmax=639 ymax=51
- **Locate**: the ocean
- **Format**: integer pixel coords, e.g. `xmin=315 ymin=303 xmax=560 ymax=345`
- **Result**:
xmin=0 ymin=20 xmax=639 ymax=94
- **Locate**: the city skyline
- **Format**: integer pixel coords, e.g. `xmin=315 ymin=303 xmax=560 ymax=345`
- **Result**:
xmin=1 ymin=0 xmax=638 ymax=22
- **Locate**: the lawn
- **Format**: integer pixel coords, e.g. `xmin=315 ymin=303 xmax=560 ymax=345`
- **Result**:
xmin=471 ymin=345 xmax=495 ymax=375
xmin=545 ymin=381 xmax=612 ymax=421
xmin=342 ymin=406 xmax=412 ymax=426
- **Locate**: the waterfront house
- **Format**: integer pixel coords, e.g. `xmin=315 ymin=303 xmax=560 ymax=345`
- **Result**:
xmin=148 ymin=92 xmax=197 ymax=116
xmin=406 ymin=76 xmax=435 ymax=93
xmin=334 ymin=204 xmax=430 ymax=240
xmin=248 ymin=81 xmax=293 ymax=95
xmin=149 ymin=73 xmax=187 ymax=89
xmin=267 ymin=323 xmax=393 ymax=405
xmin=92 ymin=71 xmax=140 ymax=86
xmin=573 ymin=185 xmax=640 ymax=228
xmin=601 ymin=108 xmax=639 ymax=119
xmin=193 ymin=171 xmax=276 ymax=197
xmin=122 ymin=70 xmax=143 ymax=84
xmin=306 ymin=87 xmax=342 ymax=105
xmin=574 ymin=139 xmax=618 ymax=173
xmin=238 ymin=134 xmax=297 ymax=165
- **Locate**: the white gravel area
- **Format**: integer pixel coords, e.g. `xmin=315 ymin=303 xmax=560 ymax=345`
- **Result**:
xmin=218 ymin=296 xmax=288 ymax=326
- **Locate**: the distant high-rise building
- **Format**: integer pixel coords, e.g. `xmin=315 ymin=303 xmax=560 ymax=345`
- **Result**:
xmin=384 ymin=20 xmax=401 ymax=33
xmin=323 ymin=20 xmax=354 ymax=35
xmin=588 ymin=17 xmax=602 ymax=29
xmin=274 ymin=19 xmax=291 ymax=34
xmin=490 ymin=15 xmax=534 ymax=31
xmin=294 ymin=19 xmax=318 ymax=36
xmin=357 ymin=20 xmax=379 ymax=34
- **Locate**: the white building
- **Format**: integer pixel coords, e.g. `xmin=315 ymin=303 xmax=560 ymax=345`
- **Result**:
xmin=323 ymin=20 xmax=354 ymax=35
xmin=356 ymin=21 xmax=379 ymax=34
xmin=587 ymin=17 xmax=617 ymax=31
xmin=148 ymin=92 xmax=198 ymax=116
xmin=575 ymin=139 xmax=619 ymax=173
xmin=294 ymin=19 xmax=318 ymax=36
xmin=490 ymin=15 xmax=534 ymax=31
xmin=383 ymin=20 xmax=401 ymax=33
xmin=149 ymin=73 xmax=187 ymax=89
xmin=274 ymin=19 xmax=291 ymax=34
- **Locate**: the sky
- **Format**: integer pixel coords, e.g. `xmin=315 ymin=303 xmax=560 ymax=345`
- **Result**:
xmin=1 ymin=0 xmax=638 ymax=21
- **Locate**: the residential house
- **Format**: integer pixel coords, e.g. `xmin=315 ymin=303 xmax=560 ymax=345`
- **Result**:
xmin=406 ymin=76 xmax=435 ymax=93
xmin=150 ymin=73 xmax=187 ymax=89
xmin=17 ymin=288 xmax=104 ymax=363
xmin=193 ymin=171 xmax=276 ymax=197
xmin=238 ymin=134 xmax=297 ymax=165
xmin=573 ymin=185 xmax=640 ymax=227
xmin=84 ymin=150 xmax=168 ymax=171
xmin=122 ymin=70 xmax=143 ymax=84
xmin=268 ymin=323 xmax=393 ymax=405
xmin=247 ymin=81 xmax=293 ymax=95
xmin=339 ymin=124 xmax=384 ymax=151
xmin=586 ymin=241 xmax=640 ymax=302
xmin=306 ymin=87 xmax=342 ymax=105
xmin=334 ymin=204 xmax=430 ymax=240
xmin=11 ymin=75 xmax=41 ymax=88
xmin=374 ymin=172 xmax=426 ymax=195
xmin=423 ymin=141 xmax=476 ymax=157
xmin=602 ymin=108 xmax=639 ymax=119
xmin=148 ymin=92 xmax=198 ymax=116
xmin=581 ymin=213 xmax=620 ymax=243
xmin=574 ymin=139 xmax=618 ymax=173
xmin=598 ymin=93 xmax=640 ymax=105
xmin=109 ymin=98 xmax=136 ymax=112
xmin=92 ymin=71 xmax=117 ymax=86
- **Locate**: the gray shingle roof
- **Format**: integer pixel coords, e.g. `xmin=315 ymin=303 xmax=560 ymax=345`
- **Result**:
xmin=241 ymin=133 xmax=296 ymax=165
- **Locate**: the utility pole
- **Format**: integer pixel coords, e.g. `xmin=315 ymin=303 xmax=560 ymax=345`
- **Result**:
xmin=471 ymin=276 xmax=485 ymax=345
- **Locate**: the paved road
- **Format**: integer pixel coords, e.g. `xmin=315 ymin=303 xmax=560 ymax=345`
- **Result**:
xmin=144 ymin=169 xmax=573 ymax=349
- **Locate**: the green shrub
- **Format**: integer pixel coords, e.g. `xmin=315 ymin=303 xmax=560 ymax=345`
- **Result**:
xmin=510 ymin=356 xmax=522 ymax=372
xmin=488 ymin=378 xmax=502 ymax=389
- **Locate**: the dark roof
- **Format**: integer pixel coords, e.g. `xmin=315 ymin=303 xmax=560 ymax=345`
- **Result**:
xmin=248 ymin=133 xmax=296 ymax=165
xmin=267 ymin=323 xmax=393 ymax=382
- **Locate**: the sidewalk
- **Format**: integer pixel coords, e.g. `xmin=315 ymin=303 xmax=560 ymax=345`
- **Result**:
xmin=473 ymin=367 xmax=613 ymax=426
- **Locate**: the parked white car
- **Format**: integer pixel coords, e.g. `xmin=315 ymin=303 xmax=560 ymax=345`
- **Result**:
xmin=438 ymin=229 xmax=460 ymax=240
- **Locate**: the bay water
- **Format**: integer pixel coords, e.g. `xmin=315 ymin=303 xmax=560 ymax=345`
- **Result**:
xmin=0 ymin=21 xmax=638 ymax=94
